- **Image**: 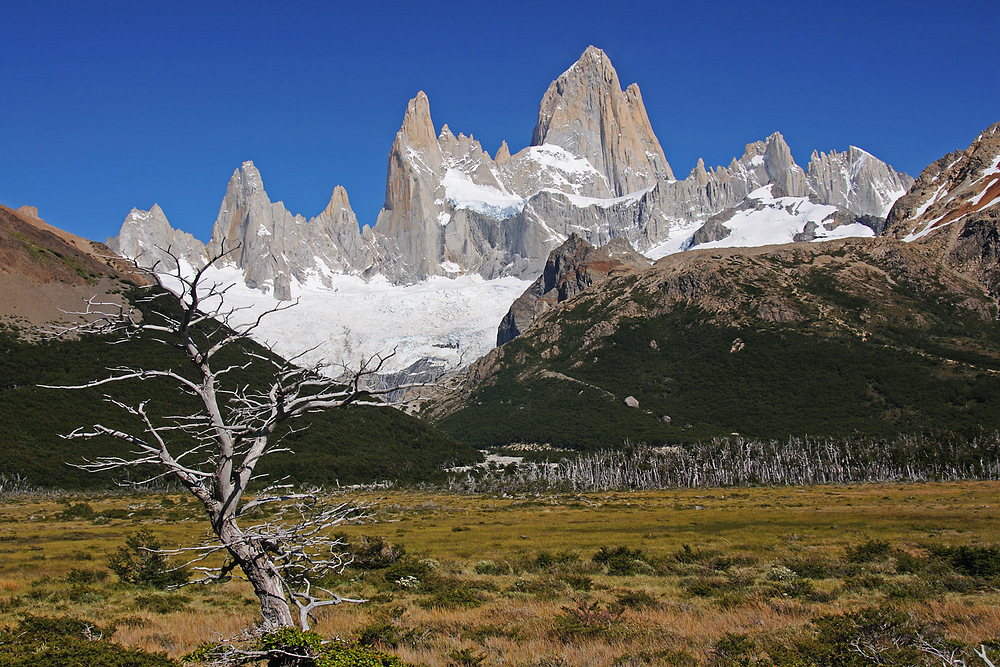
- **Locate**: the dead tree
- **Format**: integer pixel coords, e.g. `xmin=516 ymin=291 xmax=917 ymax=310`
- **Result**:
xmin=44 ymin=245 xmax=405 ymax=629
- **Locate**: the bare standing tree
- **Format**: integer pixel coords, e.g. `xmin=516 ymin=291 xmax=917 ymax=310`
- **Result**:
xmin=44 ymin=245 xmax=405 ymax=629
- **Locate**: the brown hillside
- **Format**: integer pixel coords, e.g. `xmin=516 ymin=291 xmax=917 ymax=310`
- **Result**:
xmin=0 ymin=204 xmax=143 ymax=329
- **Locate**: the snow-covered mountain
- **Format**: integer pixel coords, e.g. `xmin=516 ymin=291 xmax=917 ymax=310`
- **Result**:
xmin=108 ymin=45 xmax=917 ymax=377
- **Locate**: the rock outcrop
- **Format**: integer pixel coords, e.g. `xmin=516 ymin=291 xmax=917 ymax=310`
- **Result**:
xmin=205 ymin=161 xmax=376 ymax=299
xmin=109 ymin=204 xmax=207 ymax=272
xmin=497 ymin=234 xmax=650 ymax=345
xmin=883 ymin=121 xmax=1000 ymax=298
xmin=807 ymin=146 xmax=914 ymax=217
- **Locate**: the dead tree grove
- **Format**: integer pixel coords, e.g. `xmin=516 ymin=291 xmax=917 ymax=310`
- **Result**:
xmin=45 ymin=246 xmax=404 ymax=630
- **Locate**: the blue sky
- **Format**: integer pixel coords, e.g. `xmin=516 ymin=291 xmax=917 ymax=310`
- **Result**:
xmin=1 ymin=0 xmax=997 ymax=242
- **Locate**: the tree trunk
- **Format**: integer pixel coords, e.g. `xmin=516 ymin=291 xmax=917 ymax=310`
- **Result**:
xmin=217 ymin=519 xmax=295 ymax=628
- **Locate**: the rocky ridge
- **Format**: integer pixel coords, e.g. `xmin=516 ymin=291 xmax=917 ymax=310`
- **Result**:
xmin=0 ymin=204 xmax=141 ymax=328
xmin=497 ymin=234 xmax=650 ymax=345
xmin=882 ymin=122 xmax=1000 ymax=299
xmin=111 ymin=46 xmax=914 ymax=293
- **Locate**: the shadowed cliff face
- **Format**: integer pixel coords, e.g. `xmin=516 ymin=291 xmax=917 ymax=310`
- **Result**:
xmin=497 ymin=234 xmax=650 ymax=345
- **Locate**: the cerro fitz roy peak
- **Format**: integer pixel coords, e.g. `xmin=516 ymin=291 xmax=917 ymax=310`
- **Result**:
xmin=110 ymin=45 xmax=913 ymax=298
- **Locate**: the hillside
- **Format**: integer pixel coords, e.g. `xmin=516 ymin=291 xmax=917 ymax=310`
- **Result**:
xmin=0 ymin=203 xmax=143 ymax=329
xmin=429 ymin=236 xmax=1000 ymax=448
xmin=0 ymin=291 xmax=479 ymax=489
xmin=0 ymin=207 xmax=480 ymax=489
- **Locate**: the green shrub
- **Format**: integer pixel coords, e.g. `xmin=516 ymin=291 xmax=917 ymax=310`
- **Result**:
xmin=710 ymin=632 xmax=761 ymax=666
xmin=930 ymin=544 xmax=1000 ymax=577
xmin=448 ymin=647 xmax=486 ymax=667
xmin=534 ymin=550 xmax=580 ymax=570
xmin=844 ymin=538 xmax=892 ymax=563
xmin=345 ymin=535 xmax=406 ymax=570
xmin=65 ymin=568 xmax=109 ymax=585
xmin=107 ymin=528 xmax=188 ymax=588
xmin=0 ymin=615 xmax=179 ymax=667
xmin=594 ymin=546 xmax=650 ymax=576
xmin=259 ymin=628 xmax=409 ymax=667
xmin=612 ymin=589 xmax=658 ymax=611
xmin=784 ymin=554 xmax=832 ymax=579
xmin=473 ymin=560 xmax=511 ymax=575
xmin=57 ymin=502 xmax=96 ymax=520
xmin=552 ymin=601 xmax=624 ymax=640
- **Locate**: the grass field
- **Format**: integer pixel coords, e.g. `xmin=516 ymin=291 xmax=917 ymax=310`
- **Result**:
xmin=2 ymin=483 xmax=1000 ymax=665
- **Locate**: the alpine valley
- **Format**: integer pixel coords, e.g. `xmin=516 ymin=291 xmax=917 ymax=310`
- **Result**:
xmin=5 ymin=46 xmax=1000 ymax=475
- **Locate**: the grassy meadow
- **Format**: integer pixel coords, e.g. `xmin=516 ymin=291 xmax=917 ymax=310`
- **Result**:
xmin=2 ymin=483 xmax=1000 ymax=665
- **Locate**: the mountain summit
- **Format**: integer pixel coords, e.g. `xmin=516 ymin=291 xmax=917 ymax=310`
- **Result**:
xmin=532 ymin=45 xmax=675 ymax=193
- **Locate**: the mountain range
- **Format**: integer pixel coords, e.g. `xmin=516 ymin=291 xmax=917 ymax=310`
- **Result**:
xmin=110 ymin=46 xmax=912 ymax=288
xmin=104 ymin=46 xmax=918 ymax=377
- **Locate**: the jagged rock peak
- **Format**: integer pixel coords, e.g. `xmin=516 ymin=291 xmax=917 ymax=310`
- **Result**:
xmin=397 ymin=90 xmax=438 ymax=152
xmin=806 ymin=145 xmax=914 ymax=218
xmin=530 ymin=45 xmax=675 ymax=194
xmin=762 ymin=132 xmax=808 ymax=197
xmin=884 ymin=119 xmax=1000 ymax=246
xmin=110 ymin=203 xmax=207 ymax=271
xmin=327 ymin=184 xmax=351 ymax=209
xmin=495 ymin=140 xmax=511 ymax=164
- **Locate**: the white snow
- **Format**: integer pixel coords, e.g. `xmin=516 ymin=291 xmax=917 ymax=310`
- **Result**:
xmin=546 ymin=185 xmax=654 ymax=209
xmin=912 ymin=181 xmax=951 ymax=219
xmin=903 ymin=213 xmax=949 ymax=242
xmin=442 ymin=168 xmax=525 ymax=219
xmin=522 ymin=144 xmax=604 ymax=177
xmin=170 ymin=263 xmax=530 ymax=377
xmin=642 ymin=186 xmax=873 ymax=259
xmin=982 ymin=155 xmax=1000 ymax=178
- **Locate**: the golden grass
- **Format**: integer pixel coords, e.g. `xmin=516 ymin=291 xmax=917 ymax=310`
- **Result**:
xmin=2 ymin=481 xmax=1000 ymax=665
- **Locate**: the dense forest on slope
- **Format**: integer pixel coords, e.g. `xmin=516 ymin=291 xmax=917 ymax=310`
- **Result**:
xmin=0 ymin=289 xmax=479 ymax=490
xmin=434 ymin=242 xmax=1000 ymax=449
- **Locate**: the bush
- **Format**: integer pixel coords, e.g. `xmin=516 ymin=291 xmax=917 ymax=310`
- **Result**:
xmin=57 ymin=502 xmax=96 ymax=520
xmin=107 ymin=529 xmax=188 ymax=588
xmin=553 ymin=601 xmax=624 ymax=640
xmin=783 ymin=554 xmax=832 ymax=579
xmin=594 ymin=546 xmax=650 ymax=576
xmin=189 ymin=628 xmax=410 ymax=667
xmin=345 ymin=535 xmax=405 ymax=571
xmin=930 ymin=544 xmax=1000 ymax=577
xmin=473 ymin=560 xmax=511 ymax=575
xmin=844 ymin=539 xmax=892 ymax=563
xmin=612 ymin=589 xmax=658 ymax=611
xmin=65 ymin=568 xmax=109 ymax=585
xmin=0 ymin=615 xmax=179 ymax=667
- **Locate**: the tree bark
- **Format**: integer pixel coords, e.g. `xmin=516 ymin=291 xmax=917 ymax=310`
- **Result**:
xmin=218 ymin=518 xmax=295 ymax=628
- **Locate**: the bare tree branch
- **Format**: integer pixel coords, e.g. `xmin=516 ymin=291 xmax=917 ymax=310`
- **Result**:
xmin=45 ymin=243 xmax=393 ymax=629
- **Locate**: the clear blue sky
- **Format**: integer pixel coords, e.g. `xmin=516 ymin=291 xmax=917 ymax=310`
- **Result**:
xmin=1 ymin=0 xmax=997 ymax=243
